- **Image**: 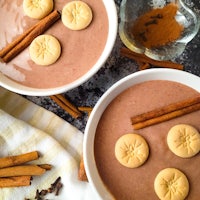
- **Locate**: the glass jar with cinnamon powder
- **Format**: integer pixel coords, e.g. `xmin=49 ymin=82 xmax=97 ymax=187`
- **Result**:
xmin=119 ymin=0 xmax=200 ymax=60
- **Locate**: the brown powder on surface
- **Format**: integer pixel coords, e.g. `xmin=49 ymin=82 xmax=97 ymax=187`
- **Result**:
xmin=132 ymin=3 xmax=184 ymax=48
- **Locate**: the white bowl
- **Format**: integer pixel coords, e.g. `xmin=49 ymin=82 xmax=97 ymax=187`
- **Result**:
xmin=0 ymin=0 xmax=118 ymax=96
xmin=83 ymin=68 xmax=200 ymax=200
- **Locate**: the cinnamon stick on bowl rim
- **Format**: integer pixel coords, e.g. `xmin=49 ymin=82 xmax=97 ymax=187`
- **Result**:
xmin=0 ymin=10 xmax=61 ymax=63
xmin=131 ymin=96 xmax=200 ymax=129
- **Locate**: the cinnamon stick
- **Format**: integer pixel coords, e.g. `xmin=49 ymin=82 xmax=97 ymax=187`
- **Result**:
xmin=138 ymin=62 xmax=150 ymax=70
xmin=133 ymin=103 xmax=200 ymax=129
xmin=38 ymin=164 xmax=52 ymax=170
xmin=120 ymin=47 xmax=184 ymax=70
xmin=0 ymin=165 xmax=46 ymax=177
xmin=55 ymin=94 xmax=81 ymax=114
xmin=50 ymin=95 xmax=82 ymax=118
xmin=1 ymin=10 xmax=61 ymax=63
xmin=131 ymin=96 xmax=200 ymax=124
xmin=131 ymin=96 xmax=200 ymax=130
xmin=0 ymin=151 xmax=39 ymax=169
xmin=78 ymin=156 xmax=88 ymax=182
xmin=0 ymin=176 xmax=31 ymax=187
xmin=0 ymin=24 xmax=37 ymax=58
xmin=78 ymin=106 xmax=93 ymax=116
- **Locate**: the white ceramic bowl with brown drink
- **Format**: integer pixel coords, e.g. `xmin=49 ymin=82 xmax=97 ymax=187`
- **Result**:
xmin=0 ymin=0 xmax=117 ymax=96
xmin=84 ymin=68 xmax=200 ymax=200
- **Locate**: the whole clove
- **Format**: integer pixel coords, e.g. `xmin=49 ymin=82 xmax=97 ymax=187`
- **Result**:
xmin=35 ymin=189 xmax=43 ymax=200
xmin=25 ymin=177 xmax=63 ymax=200
xmin=55 ymin=182 xmax=63 ymax=196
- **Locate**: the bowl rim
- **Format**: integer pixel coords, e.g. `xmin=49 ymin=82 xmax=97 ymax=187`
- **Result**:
xmin=83 ymin=68 xmax=200 ymax=200
xmin=0 ymin=0 xmax=118 ymax=96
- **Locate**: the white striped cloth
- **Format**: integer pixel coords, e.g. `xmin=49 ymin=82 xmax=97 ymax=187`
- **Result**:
xmin=0 ymin=87 xmax=99 ymax=200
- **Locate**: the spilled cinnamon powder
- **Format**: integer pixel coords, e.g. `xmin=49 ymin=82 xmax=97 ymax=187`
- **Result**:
xmin=132 ymin=3 xmax=184 ymax=48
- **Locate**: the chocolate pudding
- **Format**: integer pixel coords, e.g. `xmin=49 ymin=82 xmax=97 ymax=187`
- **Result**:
xmin=0 ymin=0 xmax=108 ymax=88
xmin=94 ymin=80 xmax=200 ymax=200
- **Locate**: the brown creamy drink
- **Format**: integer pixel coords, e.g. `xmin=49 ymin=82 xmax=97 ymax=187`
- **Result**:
xmin=0 ymin=0 xmax=108 ymax=88
xmin=94 ymin=80 xmax=200 ymax=200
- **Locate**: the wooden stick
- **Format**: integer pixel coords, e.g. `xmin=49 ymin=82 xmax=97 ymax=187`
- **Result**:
xmin=131 ymin=96 xmax=200 ymax=124
xmin=1 ymin=10 xmax=61 ymax=63
xmin=0 ymin=176 xmax=32 ymax=187
xmin=50 ymin=95 xmax=82 ymax=118
xmin=132 ymin=102 xmax=200 ymax=130
xmin=120 ymin=47 xmax=184 ymax=70
xmin=0 ymin=151 xmax=39 ymax=169
xmin=0 ymin=165 xmax=46 ymax=177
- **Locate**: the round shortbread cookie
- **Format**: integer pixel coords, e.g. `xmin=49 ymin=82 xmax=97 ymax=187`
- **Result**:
xmin=167 ymin=124 xmax=200 ymax=158
xmin=154 ymin=168 xmax=189 ymax=200
xmin=115 ymin=133 xmax=149 ymax=168
xmin=29 ymin=34 xmax=61 ymax=66
xmin=23 ymin=0 xmax=54 ymax=19
xmin=61 ymin=1 xmax=93 ymax=30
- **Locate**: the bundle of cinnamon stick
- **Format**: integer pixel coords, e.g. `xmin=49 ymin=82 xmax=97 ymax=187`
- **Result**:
xmin=0 ymin=151 xmax=52 ymax=187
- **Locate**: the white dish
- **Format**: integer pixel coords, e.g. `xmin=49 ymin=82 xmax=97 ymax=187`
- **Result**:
xmin=83 ymin=68 xmax=200 ymax=200
xmin=0 ymin=0 xmax=118 ymax=96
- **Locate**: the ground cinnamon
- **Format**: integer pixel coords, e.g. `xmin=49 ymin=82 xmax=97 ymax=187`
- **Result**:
xmin=132 ymin=3 xmax=184 ymax=48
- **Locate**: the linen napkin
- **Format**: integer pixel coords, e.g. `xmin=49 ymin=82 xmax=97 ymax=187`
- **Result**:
xmin=0 ymin=87 xmax=100 ymax=200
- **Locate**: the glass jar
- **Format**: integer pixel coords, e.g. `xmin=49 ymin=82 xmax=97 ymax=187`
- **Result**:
xmin=119 ymin=0 xmax=200 ymax=60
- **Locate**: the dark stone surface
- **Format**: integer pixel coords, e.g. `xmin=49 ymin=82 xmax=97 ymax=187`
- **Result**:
xmin=24 ymin=0 xmax=200 ymax=133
